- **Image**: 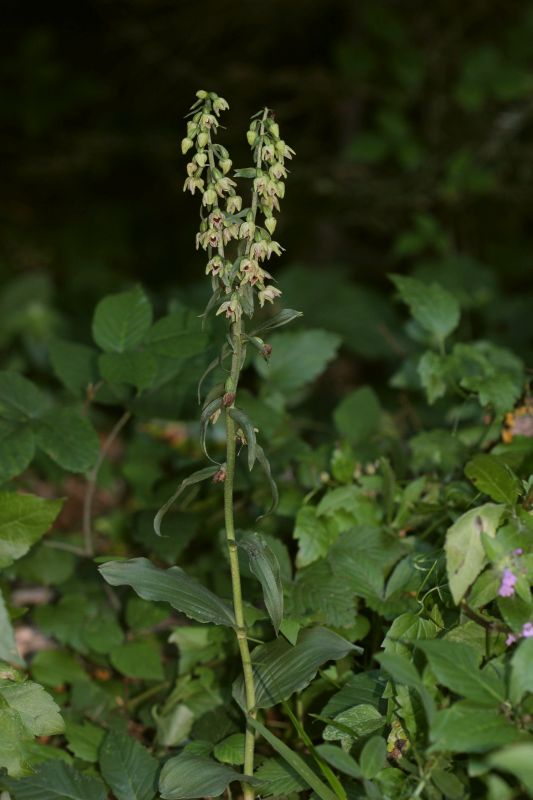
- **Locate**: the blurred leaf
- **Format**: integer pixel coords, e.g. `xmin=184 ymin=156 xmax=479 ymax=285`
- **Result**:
xmin=213 ymin=733 xmax=245 ymax=766
xmin=360 ymin=736 xmax=387 ymax=779
xmin=158 ymin=753 xmax=249 ymax=800
xmin=0 ymin=589 xmax=23 ymax=665
xmin=99 ymin=351 xmax=156 ymax=391
xmin=0 ymin=371 xmax=49 ymax=422
xmin=0 ymin=421 xmax=35 ymax=482
xmin=391 ymin=275 xmax=460 ymax=344
xmin=487 ymin=744 xmax=533 ymax=793
xmin=145 ymin=310 xmax=208 ymax=358
xmin=99 ymin=729 xmax=158 ymax=800
xmin=0 ymin=492 xmax=63 ymax=568
xmin=417 ymin=640 xmax=505 ymax=704
xmin=49 ymin=340 xmax=99 ymax=396
xmin=333 ymin=387 xmax=381 ymax=445
xmin=465 ymin=454 xmax=521 ymax=504
xmin=430 ymin=703 xmax=521 ymax=753
xmin=64 ymin=721 xmax=104 ymax=762
xmin=92 ymin=286 xmax=152 ymax=353
xmin=255 ymin=329 xmax=340 ymax=396
xmin=110 ymin=639 xmax=164 ymax=681
xmin=35 ymin=408 xmax=99 ymax=472
xmin=3 ymin=760 xmax=107 ymax=799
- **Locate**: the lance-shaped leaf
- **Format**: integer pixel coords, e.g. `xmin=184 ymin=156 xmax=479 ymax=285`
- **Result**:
xmin=229 ymin=407 xmax=257 ymax=470
xmin=251 ymin=309 xmax=303 ymax=335
xmin=159 ymin=752 xmax=257 ymax=800
xmin=240 ymin=533 xmax=283 ymax=635
xmin=197 ymin=347 xmax=230 ymax=405
xmin=200 ymin=397 xmax=223 ymax=463
xmin=256 ymin=444 xmax=279 ymax=517
xmin=99 ymin=558 xmax=235 ymax=627
xmin=154 ymin=466 xmax=219 ymax=536
xmin=233 ymin=626 xmax=359 ymax=709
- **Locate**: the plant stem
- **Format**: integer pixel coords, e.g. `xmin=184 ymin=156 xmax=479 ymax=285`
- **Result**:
xmin=224 ymin=316 xmax=257 ymax=800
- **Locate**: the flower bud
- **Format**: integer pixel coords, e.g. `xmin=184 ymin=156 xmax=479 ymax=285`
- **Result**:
xmin=265 ymin=216 xmax=277 ymax=235
xmin=213 ymin=466 xmax=227 ymax=483
xmin=219 ymin=158 xmax=232 ymax=175
xmin=197 ymin=132 xmax=209 ymax=148
xmin=181 ymin=137 xmax=194 ymax=154
xmin=195 ymin=152 xmax=208 ymax=168
xmin=226 ymin=195 xmax=242 ymax=214
xmin=202 ymin=187 xmax=218 ymax=206
xmin=247 ymin=130 xmax=257 ymax=147
xmin=186 ymin=162 xmax=197 ymax=177
xmin=262 ymin=343 xmax=273 ymax=359
xmin=222 ymin=391 xmax=235 ymax=407
xmin=269 ymin=122 xmax=280 ymax=139
xmin=196 ymin=89 xmax=208 ymax=99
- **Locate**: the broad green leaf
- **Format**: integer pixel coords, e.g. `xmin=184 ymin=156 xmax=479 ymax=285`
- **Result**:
xmin=391 ymin=274 xmax=460 ymax=344
xmin=0 ymin=589 xmax=23 ymax=665
xmin=291 ymin=559 xmax=356 ymax=628
xmin=417 ymin=640 xmax=505 ymax=704
xmin=145 ymin=310 xmax=208 ymax=358
xmin=232 ymin=626 xmax=358 ymax=709
xmin=99 ymin=351 xmax=156 ymax=391
xmin=430 ymin=702 xmax=522 ymax=753
xmin=240 ymin=532 xmax=283 ymax=634
xmin=248 ymin=717 xmax=338 ymax=800
xmin=418 ymin=351 xmax=449 ymax=404
xmin=64 ymin=721 xmax=105 ymax=762
xmin=376 ymin=651 xmax=422 ymax=688
xmin=99 ymin=557 xmax=235 ymax=627
xmin=159 ymin=752 xmax=251 ymax=800
xmin=0 ymin=421 xmax=35 ymax=482
xmin=321 ymin=671 xmax=387 ymax=717
xmin=30 ymin=650 xmax=87 ymax=686
xmin=509 ymin=637 xmax=533 ymax=704
xmin=254 ymin=756 xmax=309 ymax=796
xmin=255 ymin=329 xmax=341 ymax=396
xmin=49 ymin=340 xmax=98 ymax=396
xmin=323 ymin=704 xmax=384 ymax=747
xmin=213 ymin=733 xmax=245 ymax=765
xmin=314 ymin=744 xmax=361 ymax=778
xmin=154 ymin=466 xmax=219 ymax=536
xmin=333 ymin=387 xmax=381 ymax=445
xmin=92 ymin=285 xmax=152 ymax=353
xmin=0 ymin=677 xmax=63 ymax=736
xmin=3 ymin=759 xmax=107 ymax=799
xmin=294 ymin=505 xmax=336 ymax=568
xmin=0 ymin=371 xmax=49 ymax=422
xmin=0 ymin=705 xmax=32 ymax=777
xmin=445 ymin=503 xmax=504 ymax=604
xmin=465 ymin=454 xmax=521 ymax=504
xmin=110 ymin=639 xmax=164 ymax=681
xmin=487 ymin=744 xmax=533 ymax=793
xmin=99 ymin=729 xmax=158 ymax=800
xmin=35 ymin=409 xmax=99 ymax=472
xmin=0 ymin=492 xmax=63 ymax=568
xmin=360 ymin=736 xmax=387 ymax=779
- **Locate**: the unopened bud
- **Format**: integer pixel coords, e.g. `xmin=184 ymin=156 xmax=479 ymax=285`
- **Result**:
xmin=196 ymin=89 xmax=208 ymax=99
xmin=265 ymin=216 xmax=277 ymax=235
xmin=262 ymin=343 xmax=273 ymax=359
xmin=247 ymin=130 xmax=257 ymax=147
xmin=195 ymin=152 xmax=207 ymax=167
xmin=213 ymin=467 xmax=227 ymax=483
xmin=222 ymin=392 xmax=236 ymax=407
xmin=219 ymin=158 xmax=232 ymax=175
xmin=269 ymin=122 xmax=280 ymax=139
xmin=197 ymin=132 xmax=209 ymax=148
xmin=181 ymin=137 xmax=194 ymax=155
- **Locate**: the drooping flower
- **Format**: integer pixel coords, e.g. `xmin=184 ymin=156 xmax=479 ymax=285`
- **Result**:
xmin=498 ymin=568 xmax=517 ymax=598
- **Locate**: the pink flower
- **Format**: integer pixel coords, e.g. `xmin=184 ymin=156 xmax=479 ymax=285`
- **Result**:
xmin=506 ymin=633 xmax=518 ymax=646
xmin=498 ymin=568 xmax=517 ymax=598
xmin=522 ymin=622 xmax=533 ymax=638
xmin=514 ymin=548 xmax=523 ymax=556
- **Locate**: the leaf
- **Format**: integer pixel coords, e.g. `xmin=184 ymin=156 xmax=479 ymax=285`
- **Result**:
xmin=0 ymin=705 xmax=32 ymax=777
xmin=509 ymin=637 xmax=533 ymax=704
xmin=0 ymin=371 xmax=49 ymax=422
xmin=31 ymin=650 xmax=87 ymax=686
xmin=487 ymin=744 xmax=533 ymax=793
xmin=255 ymin=444 xmax=279 ymax=517
xmin=35 ymin=409 xmax=99 ymax=472
xmin=99 ymin=557 xmax=235 ymax=626
xmin=251 ymin=308 xmax=303 ymax=335
xmin=0 ymin=589 xmax=23 ymax=665
xmin=445 ymin=503 xmax=505 ymax=604
xmin=418 ymin=351 xmax=450 ymax=404
xmin=391 ymin=274 xmax=460 ymax=344
xmin=158 ymin=752 xmax=251 ymax=800
xmin=0 ymin=677 xmax=64 ymax=736
xmin=0 ymin=492 xmax=63 ymax=568
xmin=314 ymin=744 xmax=361 ymax=779
xmin=254 ymin=756 xmax=309 ymax=797
xmin=110 ymin=639 xmax=164 ymax=681
xmin=213 ymin=733 xmax=245 ymax=765
xmin=255 ymin=329 xmax=341 ymax=396
xmin=199 ymin=397 xmax=223 ymax=463
xmin=322 ymin=704 xmax=384 ymax=746
xmin=416 ymin=640 xmax=505 ymax=705
xmin=293 ymin=505 xmax=336 ymax=568
xmin=247 ymin=717 xmax=338 ymax=800
xmin=145 ymin=310 xmax=208 ymax=358
xmin=64 ymin=721 xmax=105 ymax=762
xmin=229 ymin=407 xmax=257 ymax=470
xmin=99 ymin=351 xmax=156 ymax=392
xmin=49 ymin=340 xmax=99 ymax=396
xmin=291 ymin=560 xmax=356 ymax=628
xmin=3 ymin=760 xmax=107 ymax=800
xmin=321 ymin=671 xmax=387 ymax=717
xmin=333 ymin=387 xmax=381 ymax=445
xmin=232 ymin=626 xmax=358 ymax=709
xmin=360 ymin=736 xmax=387 ymax=779
xmin=240 ymin=533 xmax=283 ymax=634
xmin=0 ymin=422 xmax=35 ymax=482
xmin=154 ymin=466 xmax=219 ymax=536
xmin=99 ymin=729 xmax=158 ymax=800
xmin=92 ymin=285 xmax=152 ymax=353
xmin=465 ymin=454 xmax=521 ymax=504
xmin=430 ymin=703 xmax=523 ymax=754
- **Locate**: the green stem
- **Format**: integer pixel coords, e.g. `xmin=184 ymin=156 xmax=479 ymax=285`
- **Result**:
xmin=224 ymin=316 xmax=257 ymax=800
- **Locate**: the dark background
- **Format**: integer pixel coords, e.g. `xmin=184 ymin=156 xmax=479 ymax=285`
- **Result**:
xmin=2 ymin=0 xmax=533 ymax=364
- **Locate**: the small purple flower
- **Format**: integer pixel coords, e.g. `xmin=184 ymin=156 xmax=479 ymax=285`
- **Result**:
xmin=506 ymin=633 xmax=518 ymax=646
xmin=498 ymin=568 xmax=517 ymax=598
xmin=514 ymin=548 xmax=523 ymax=556
xmin=522 ymin=622 xmax=533 ymax=638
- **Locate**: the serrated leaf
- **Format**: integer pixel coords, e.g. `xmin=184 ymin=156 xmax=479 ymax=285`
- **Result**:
xmin=0 ymin=492 xmax=63 ymax=568
xmin=49 ymin=340 xmax=99 ymax=396
xmin=99 ymin=557 xmax=235 ymax=626
xmin=99 ymin=351 xmax=156 ymax=391
xmin=465 ymin=454 xmax=521 ymax=505
xmin=158 ymin=753 xmax=252 ymax=800
xmin=254 ymin=756 xmax=309 ymax=797
xmin=92 ymin=285 xmax=152 ymax=353
xmin=154 ymin=466 xmax=219 ymax=536
xmin=64 ymin=721 xmax=105 ymax=762
xmin=0 ymin=371 xmax=49 ymax=422
xmin=294 ymin=505 xmax=336 ymax=568
xmin=99 ymin=730 xmax=158 ymax=800
xmin=240 ymin=533 xmax=283 ymax=634
xmin=0 ymin=677 xmax=64 ymax=736
xmin=391 ymin=274 xmax=460 ymax=344
xmin=3 ymin=760 xmax=107 ymax=799
xmin=0 ymin=589 xmax=23 ymax=665
xmin=430 ymin=702 xmax=521 ymax=753
xmin=229 ymin=407 xmax=257 ymax=470
xmin=145 ymin=310 xmax=208 ymax=358
xmin=233 ymin=626 xmax=358 ymax=709
xmin=416 ymin=640 xmax=505 ymax=704
xmin=445 ymin=503 xmax=505 ymax=604
xmin=322 ymin=704 xmax=384 ymax=746
xmin=0 ymin=421 xmax=35 ymax=482
xmin=35 ymin=409 xmax=99 ymax=472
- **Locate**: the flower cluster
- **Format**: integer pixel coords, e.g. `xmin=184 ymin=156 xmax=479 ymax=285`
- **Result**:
xmin=506 ymin=622 xmax=533 ymax=646
xmin=181 ymin=90 xmax=293 ymax=322
xmin=497 ymin=547 xmax=524 ymax=598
